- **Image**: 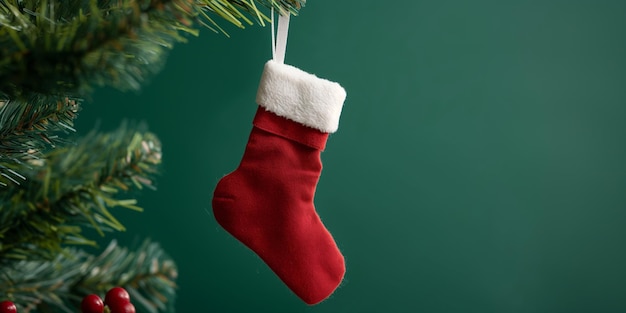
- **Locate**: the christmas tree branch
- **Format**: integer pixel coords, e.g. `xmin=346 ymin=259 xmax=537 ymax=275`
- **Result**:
xmin=0 ymin=239 xmax=177 ymax=313
xmin=0 ymin=94 xmax=80 ymax=186
xmin=0 ymin=124 xmax=162 ymax=261
xmin=0 ymin=0 xmax=305 ymax=96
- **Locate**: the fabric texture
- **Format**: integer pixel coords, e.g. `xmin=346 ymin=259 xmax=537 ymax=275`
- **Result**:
xmin=256 ymin=60 xmax=346 ymax=133
xmin=213 ymin=108 xmax=345 ymax=305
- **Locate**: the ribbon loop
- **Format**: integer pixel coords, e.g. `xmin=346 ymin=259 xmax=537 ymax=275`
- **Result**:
xmin=271 ymin=8 xmax=290 ymax=64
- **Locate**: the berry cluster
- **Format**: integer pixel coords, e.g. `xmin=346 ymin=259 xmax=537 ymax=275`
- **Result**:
xmin=82 ymin=287 xmax=136 ymax=313
xmin=0 ymin=286 xmax=135 ymax=313
xmin=0 ymin=287 xmax=135 ymax=313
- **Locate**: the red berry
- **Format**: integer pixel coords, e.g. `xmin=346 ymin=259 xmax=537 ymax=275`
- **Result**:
xmin=0 ymin=301 xmax=16 ymax=313
xmin=104 ymin=287 xmax=130 ymax=308
xmin=109 ymin=302 xmax=135 ymax=313
xmin=81 ymin=294 xmax=104 ymax=313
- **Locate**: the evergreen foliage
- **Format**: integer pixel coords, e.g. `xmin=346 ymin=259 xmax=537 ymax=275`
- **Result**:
xmin=0 ymin=0 xmax=305 ymax=311
xmin=0 ymin=124 xmax=162 ymax=262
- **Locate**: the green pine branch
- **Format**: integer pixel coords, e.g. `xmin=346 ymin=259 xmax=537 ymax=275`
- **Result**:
xmin=0 ymin=94 xmax=80 ymax=186
xmin=0 ymin=239 xmax=177 ymax=313
xmin=0 ymin=124 xmax=162 ymax=261
xmin=0 ymin=0 xmax=304 ymax=96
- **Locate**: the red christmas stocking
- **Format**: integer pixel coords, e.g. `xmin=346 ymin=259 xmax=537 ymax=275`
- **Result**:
xmin=212 ymin=60 xmax=347 ymax=305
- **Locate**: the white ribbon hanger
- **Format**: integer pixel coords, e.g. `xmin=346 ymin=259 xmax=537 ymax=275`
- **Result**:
xmin=271 ymin=7 xmax=290 ymax=64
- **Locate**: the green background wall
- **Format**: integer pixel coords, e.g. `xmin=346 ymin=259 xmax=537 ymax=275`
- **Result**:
xmin=77 ymin=1 xmax=626 ymax=312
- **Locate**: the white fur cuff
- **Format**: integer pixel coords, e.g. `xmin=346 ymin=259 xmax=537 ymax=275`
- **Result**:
xmin=256 ymin=60 xmax=346 ymax=133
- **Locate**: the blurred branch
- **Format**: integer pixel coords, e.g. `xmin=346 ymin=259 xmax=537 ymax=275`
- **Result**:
xmin=0 ymin=0 xmax=305 ymax=96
